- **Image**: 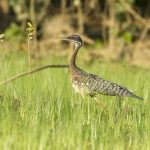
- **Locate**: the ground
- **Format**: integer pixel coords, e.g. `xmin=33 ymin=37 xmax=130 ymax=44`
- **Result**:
xmin=0 ymin=52 xmax=149 ymax=150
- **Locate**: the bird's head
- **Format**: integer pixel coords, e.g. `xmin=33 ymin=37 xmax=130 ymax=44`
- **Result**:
xmin=57 ymin=34 xmax=82 ymax=47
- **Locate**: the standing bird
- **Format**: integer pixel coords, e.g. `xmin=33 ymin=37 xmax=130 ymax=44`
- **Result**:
xmin=59 ymin=34 xmax=143 ymax=100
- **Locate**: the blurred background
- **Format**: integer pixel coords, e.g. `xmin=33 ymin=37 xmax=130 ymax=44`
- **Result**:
xmin=0 ymin=0 xmax=150 ymax=68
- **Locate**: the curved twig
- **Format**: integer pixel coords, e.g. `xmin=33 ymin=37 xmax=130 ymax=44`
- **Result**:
xmin=0 ymin=64 xmax=69 ymax=85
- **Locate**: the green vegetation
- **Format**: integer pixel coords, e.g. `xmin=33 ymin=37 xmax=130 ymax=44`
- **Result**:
xmin=0 ymin=52 xmax=149 ymax=150
xmin=0 ymin=0 xmax=150 ymax=149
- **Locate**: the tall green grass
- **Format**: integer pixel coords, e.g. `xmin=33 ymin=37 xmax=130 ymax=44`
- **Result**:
xmin=0 ymin=52 xmax=149 ymax=150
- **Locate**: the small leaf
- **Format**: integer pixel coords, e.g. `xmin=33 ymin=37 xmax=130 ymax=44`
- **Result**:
xmin=0 ymin=33 xmax=5 ymax=42
xmin=27 ymin=22 xmax=33 ymax=28
xmin=26 ymin=22 xmax=34 ymax=32
xmin=0 ymin=34 xmax=5 ymax=39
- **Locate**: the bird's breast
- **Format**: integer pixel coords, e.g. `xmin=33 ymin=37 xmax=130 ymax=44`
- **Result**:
xmin=71 ymin=76 xmax=90 ymax=96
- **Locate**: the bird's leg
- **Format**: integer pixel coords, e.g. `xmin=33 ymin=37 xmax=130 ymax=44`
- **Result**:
xmin=117 ymin=96 xmax=122 ymax=109
xmin=93 ymin=97 xmax=108 ymax=112
xmin=81 ymin=92 xmax=87 ymax=102
xmin=87 ymin=98 xmax=90 ymax=124
xmin=117 ymin=96 xmax=126 ymax=114
xmin=115 ymin=97 xmax=132 ymax=114
xmin=81 ymin=95 xmax=91 ymax=124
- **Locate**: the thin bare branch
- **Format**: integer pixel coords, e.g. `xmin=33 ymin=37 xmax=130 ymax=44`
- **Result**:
xmin=0 ymin=64 xmax=69 ymax=85
xmin=120 ymin=0 xmax=146 ymax=25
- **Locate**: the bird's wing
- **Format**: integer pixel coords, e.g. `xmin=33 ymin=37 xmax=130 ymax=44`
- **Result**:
xmin=86 ymin=73 xmax=143 ymax=100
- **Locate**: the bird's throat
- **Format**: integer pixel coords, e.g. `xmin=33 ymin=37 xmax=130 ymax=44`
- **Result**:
xmin=69 ymin=44 xmax=81 ymax=71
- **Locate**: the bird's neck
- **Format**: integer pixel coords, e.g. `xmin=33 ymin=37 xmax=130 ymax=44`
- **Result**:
xmin=69 ymin=44 xmax=81 ymax=71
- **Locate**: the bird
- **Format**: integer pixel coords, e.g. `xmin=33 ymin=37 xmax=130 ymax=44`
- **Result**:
xmin=59 ymin=34 xmax=143 ymax=100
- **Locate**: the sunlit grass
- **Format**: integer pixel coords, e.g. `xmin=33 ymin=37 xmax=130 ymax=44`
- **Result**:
xmin=0 ymin=52 xmax=149 ymax=150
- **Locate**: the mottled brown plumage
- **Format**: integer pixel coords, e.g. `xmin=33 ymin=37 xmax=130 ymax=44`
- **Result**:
xmin=61 ymin=35 xmax=143 ymax=100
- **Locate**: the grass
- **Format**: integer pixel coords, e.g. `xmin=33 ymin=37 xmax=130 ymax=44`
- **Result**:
xmin=0 ymin=51 xmax=150 ymax=150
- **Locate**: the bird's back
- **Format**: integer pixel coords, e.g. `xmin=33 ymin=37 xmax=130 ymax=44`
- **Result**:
xmin=70 ymin=68 xmax=143 ymax=100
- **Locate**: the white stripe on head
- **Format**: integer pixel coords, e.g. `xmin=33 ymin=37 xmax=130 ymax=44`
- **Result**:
xmin=71 ymin=40 xmax=82 ymax=49
xmin=72 ymin=40 xmax=81 ymax=49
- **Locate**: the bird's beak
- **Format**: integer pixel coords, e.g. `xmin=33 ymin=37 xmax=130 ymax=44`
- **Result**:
xmin=54 ymin=36 xmax=71 ymax=42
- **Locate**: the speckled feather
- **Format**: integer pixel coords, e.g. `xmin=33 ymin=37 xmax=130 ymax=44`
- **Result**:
xmin=70 ymin=68 xmax=143 ymax=100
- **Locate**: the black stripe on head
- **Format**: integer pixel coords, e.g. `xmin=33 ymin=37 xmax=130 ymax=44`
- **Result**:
xmin=67 ymin=35 xmax=82 ymax=45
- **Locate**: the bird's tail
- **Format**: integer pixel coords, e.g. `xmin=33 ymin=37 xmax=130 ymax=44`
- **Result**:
xmin=131 ymin=93 xmax=143 ymax=101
